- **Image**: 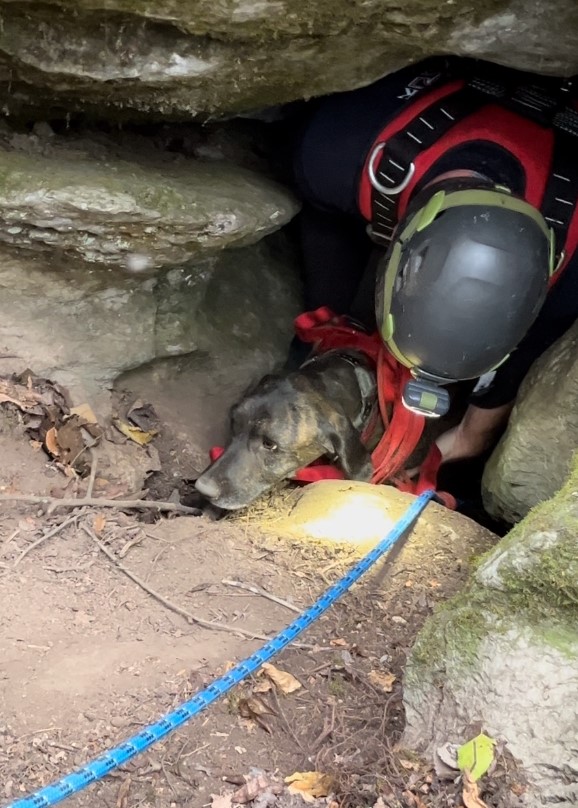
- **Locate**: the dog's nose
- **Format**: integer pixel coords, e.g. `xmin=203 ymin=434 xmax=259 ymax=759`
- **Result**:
xmin=194 ymin=476 xmax=221 ymax=501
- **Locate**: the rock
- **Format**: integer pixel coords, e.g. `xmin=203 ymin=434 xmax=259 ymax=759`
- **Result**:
xmin=482 ymin=322 xmax=578 ymax=523
xmin=0 ymin=131 xmax=297 ymax=269
xmin=0 ymin=232 xmax=302 ymax=416
xmin=1 ymin=1 xmax=578 ymax=119
xmin=403 ymin=458 xmax=578 ymax=805
xmin=230 ymin=479 xmax=497 ymax=554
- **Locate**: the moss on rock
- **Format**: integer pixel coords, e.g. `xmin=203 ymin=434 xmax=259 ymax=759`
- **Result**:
xmin=404 ymin=456 xmax=578 ymax=804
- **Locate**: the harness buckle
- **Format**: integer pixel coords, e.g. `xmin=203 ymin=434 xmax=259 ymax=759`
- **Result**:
xmin=368 ymin=143 xmax=415 ymax=196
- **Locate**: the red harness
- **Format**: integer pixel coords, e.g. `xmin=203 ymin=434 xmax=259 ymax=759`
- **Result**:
xmin=358 ymin=79 xmax=578 ymax=280
xmin=290 ymin=308 xmax=455 ymax=508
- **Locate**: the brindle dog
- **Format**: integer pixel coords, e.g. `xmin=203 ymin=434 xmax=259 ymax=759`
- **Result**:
xmin=194 ymin=349 xmax=377 ymax=510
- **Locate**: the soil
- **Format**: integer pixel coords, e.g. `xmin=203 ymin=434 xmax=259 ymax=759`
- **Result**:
xmin=0 ymin=405 xmax=529 ymax=808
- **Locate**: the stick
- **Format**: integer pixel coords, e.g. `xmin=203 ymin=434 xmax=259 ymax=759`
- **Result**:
xmin=86 ymin=449 xmax=99 ymax=499
xmin=13 ymin=513 xmax=81 ymax=566
xmin=81 ymin=523 xmax=274 ymax=642
xmin=0 ymin=494 xmax=199 ymax=516
xmin=222 ymin=579 xmax=300 ymax=614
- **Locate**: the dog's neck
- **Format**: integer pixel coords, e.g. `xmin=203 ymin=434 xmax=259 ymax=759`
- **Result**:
xmin=300 ymin=350 xmax=377 ymax=430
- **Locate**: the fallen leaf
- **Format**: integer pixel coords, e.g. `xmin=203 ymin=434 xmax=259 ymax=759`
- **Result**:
xmin=285 ymin=771 xmax=332 ymax=803
xmin=462 ymin=770 xmax=489 ymax=808
xmin=253 ymin=678 xmax=273 ymax=694
xmin=457 ymin=733 xmax=496 ymax=781
xmin=373 ymin=799 xmax=387 ymax=808
xmin=402 ymin=790 xmax=427 ymax=808
xmin=70 ymin=403 xmax=99 ymax=425
xmin=261 ymin=662 xmax=302 ymax=695
xmin=232 ymin=773 xmax=283 ymax=804
xmin=368 ymin=670 xmax=397 ymax=693
xmin=399 ymin=758 xmax=420 ymax=771
xmin=433 ymin=742 xmax=460 ymax=780
xmin=510 ymin=783 xmax=527 ymax=797
xmin=330 ymin=638 xmax=348 ymax=647
xmin=116 ymin=776 xmax=131 ymax=808
xmin=93 ymin=514 xmax=106 ymax=535
xmin=238 ymin=696 xmax=276 ymax=733
xmin=44 ymin=426 xmax=60 ymax=458
xmin=127 ymin=400 xmax=160 ymax=432
xmin=239 ymin=696 xmax=275 ymax=718
xmin=210 ymin=794 xmax=233 ymax=808
xmin=112 ymin=417 xmax=157 ymax=446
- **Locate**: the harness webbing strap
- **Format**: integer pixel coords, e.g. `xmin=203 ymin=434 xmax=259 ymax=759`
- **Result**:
xmin=369 ymin=74 xmax=578 ymax=256
xmin=370 ymin=87 xmax=485 ymax=244
xmin=542 ymin=132 xmax=578 ymax=278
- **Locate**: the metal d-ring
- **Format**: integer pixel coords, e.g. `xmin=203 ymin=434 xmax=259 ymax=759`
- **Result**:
xmin=368 ymin=143 xmax=415 ymax=196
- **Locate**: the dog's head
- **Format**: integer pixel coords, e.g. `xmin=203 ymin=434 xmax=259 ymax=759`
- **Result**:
xmin=194 ymin=371 xmax=373 ymax=510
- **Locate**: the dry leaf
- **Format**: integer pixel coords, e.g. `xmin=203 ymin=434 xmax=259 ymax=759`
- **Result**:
xmin=330 ymin=638 xmax=348 ymax=647
xmin=261 ymin=662 xmax=302 ymax=695
xmin=373 ymin=799 xmax=387 ymax=808
xmin=70 ymin=403 xmax=99 ymax=425
xmin=368 ymin=670 xmax=397 ymax=693
xmin=44 ymin=426 xmax=60 ymax=458
xmin=462 ymin=771 xmax=489 ymax=808
xmin=112 ymin=417 xmax=157 ymax=446
xmin=434 ymin=742 xmax=460 ymax=780
xmin=253 ymin=678 xmax=273 ymax=694
xmin=116 ymin=776 xmax=131 ymax=808
xmin=238 ymin=696 xmax=275 ymax=733
xmin=239 ymin=696 xmax=275 ymax=718
xmin=210 ymin=794 xmax=233 ymax=808
xmin=93 ymin=514 xmax=106 ymax=535
xmin=285 ymin=771 xmax=332 ymax=803
xmin=232 ymin=773 xmax=282 ymax=804
xmin=399 ymin=758 xmax=420 ymax=771
xmin=402 ymin=790 xmax=427 ymax=808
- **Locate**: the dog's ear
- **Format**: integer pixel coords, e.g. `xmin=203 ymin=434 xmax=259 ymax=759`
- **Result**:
xmin=320 ymin=411 xmax=373 ymax=482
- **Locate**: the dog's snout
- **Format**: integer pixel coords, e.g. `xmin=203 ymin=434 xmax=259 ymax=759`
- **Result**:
xmin=194 ymin=475 xmax=221 ymax=500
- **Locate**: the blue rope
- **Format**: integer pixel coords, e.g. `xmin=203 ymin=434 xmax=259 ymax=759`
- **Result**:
xmin=6 ymin=490 xmax=435 ymax=808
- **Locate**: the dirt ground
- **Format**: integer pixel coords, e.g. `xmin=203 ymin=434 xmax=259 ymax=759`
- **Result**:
xmin=0 ymin=406 xmax=526 ymax=808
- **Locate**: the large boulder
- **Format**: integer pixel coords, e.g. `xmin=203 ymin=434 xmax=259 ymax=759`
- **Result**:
xmin=0 ymin=232 xmax=302 ymax=414
xmin=482 ymin=322 xmax=578 ymax=523
xmin=403 ymin=457 xmax=578 ymax=806
xmin=0 ymin=130 xmax=297 ymax=269
xmin=1 ymin=1 xmax=578 ymax=119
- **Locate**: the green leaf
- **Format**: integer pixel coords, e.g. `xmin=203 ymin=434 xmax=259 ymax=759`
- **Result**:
xmin=457 ymin=733 xmax=496 ymax=781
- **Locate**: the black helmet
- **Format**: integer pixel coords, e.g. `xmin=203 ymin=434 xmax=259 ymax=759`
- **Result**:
xmin=375 ymin=179 xmax=554 ymax=416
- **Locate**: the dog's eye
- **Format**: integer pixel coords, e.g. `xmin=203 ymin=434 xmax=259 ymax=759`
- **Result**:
xmin=261 ymin=437 xmax=278 ymax=452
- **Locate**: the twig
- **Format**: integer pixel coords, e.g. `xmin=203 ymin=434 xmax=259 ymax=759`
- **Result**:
xmin=270 ymin=688 xmax=307 ymax=756
xmin=86 ymin=449 xmax=99 ymax=499
xmin=1 ymin=528 xmax=20 ymax=556
xmin=0 ymin=494 xmax=199 ymax=516
xmin=81 ymin=522 xmax=276 ymax=642
xmin=222 ymin=579 xmax=301 ymax=613
xmin=13 ymin=513 xmax=81 ymax=567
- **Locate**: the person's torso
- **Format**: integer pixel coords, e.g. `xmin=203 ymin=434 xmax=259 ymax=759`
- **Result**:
xmin=294 ymin=55 xmax=578 ymax=276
